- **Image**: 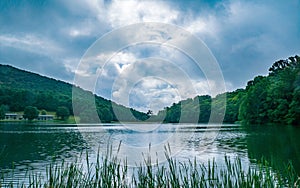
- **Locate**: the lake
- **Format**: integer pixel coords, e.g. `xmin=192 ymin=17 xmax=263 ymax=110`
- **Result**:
xmin=0 ymin=123 xmax=300 ymax=185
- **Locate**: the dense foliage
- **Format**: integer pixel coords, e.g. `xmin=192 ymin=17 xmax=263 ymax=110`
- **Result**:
xmin=40 ymin=109 xmax=47 ymax=115
xmin=239 ymin=55 xmax=300 ymax=125
xmin=0 ymin=65 xmax=148 ymax=123
xmin=156 ymin=95 xmax=212 ymax=123
xmin=157 ymin=90 xmax=245 ymax=123
xmin=23 ymin=106 xmax=39 ymax=121
xmin=157 ymin=56 xmax=300 ymax=125
xmin=56 ymin=106 xmax=70 ymax=120
xmin=0 ymin=105 xmax=6 ymax=120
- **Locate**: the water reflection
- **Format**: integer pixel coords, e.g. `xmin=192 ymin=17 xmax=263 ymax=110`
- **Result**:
xmin=0 ymin=123 xmax=87 ymax=171
xmin=246 ymin=124 xmax=300 ymax=174
xmin=0 ymin=123 xmax=299 ymax=182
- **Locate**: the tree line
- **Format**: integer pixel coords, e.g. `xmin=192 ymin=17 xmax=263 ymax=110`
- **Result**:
xmin=1 ymin=55 xmax=299 ymax=125
xmin=239 ymin=55 xmax=300 ymax=125
xmin=0 ymin=65 xmax=148 ymax=123
xmin=157 ymin=55 xmax=300 ymax=125
xmin=0 ymin=104 xmax=70 ymax=121
xmin=154 ymin=89 xmax=246 ymax=123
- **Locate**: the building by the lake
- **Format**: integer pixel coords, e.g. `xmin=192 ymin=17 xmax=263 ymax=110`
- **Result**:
xmin=4 ymin=113 xmax=23 ymax=120
xmin=37 ymin=115 xmax=54 ymax=121
xmin=4 ymin=113 xmax=54 ymax=121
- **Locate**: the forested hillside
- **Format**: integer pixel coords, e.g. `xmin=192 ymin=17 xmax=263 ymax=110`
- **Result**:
xmin=0 ymin=65 xmax=148 ymax=122
xmin=161 ymin=55 xmax=300 ymax=125
xmin=239 ymin=55 xmax=300 ymax=125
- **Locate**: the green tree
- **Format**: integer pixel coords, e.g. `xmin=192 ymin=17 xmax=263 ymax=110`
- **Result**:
xmin=23 ymin=106 xmax=39 ymax=121
xmin=198 ymin=95 xmax=212 ymax=123
xmin=0 ymin=105 xmax=6 ymax=120
xmin=79 ymin=108 xmax=99 ymax=123
xmin=286 ymin=89 xmax=300 ymax=125
xmin=40 ymin=109 xmax=47 ymax=115
xmin=56 ymin=106 xmax=70 ymax=120
xmin=98 ymin=107 xmax=113 ymax=123
xmin=164 ymin=103 xmax=181 ymax=123
xmin=147 ymin=110 xmax=153 ymax=116
xmin=239 ymin=55 xmax=300 ymax=125
xmin=239 ymin=76 xmax=270 ymax=124
xmin=223 ymin=89 xmax=246 ymax=123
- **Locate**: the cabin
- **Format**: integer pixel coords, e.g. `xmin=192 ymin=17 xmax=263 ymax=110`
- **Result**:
xmin=5 ymin=113 xmax=23 ymax=120
xmin=37 ymin=115 xmax=54 ymax=121
xmin=4 ymin=113 xmax=54 ymax=121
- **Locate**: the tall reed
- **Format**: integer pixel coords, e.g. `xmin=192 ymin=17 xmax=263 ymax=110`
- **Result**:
xmin=1 ymin=147 xmax=299 ymax=188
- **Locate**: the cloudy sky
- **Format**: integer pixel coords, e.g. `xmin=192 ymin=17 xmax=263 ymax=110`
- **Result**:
xmin=1 ymin=0 xmax=300 ymax=113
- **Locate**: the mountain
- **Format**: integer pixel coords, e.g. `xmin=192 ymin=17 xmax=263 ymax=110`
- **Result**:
xmin=0 ymin=64 xmax=149 ymax=123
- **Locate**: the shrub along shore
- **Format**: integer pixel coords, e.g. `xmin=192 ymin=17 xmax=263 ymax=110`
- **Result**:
xmin=1 ymin=149 xmax=299 ymax=188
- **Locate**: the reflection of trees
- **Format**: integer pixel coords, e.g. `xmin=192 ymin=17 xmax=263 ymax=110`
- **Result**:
xmin=246 ymin=125 xmax=300 ymax=174
xmin=0 ymin=124 xmax=87 ymax=169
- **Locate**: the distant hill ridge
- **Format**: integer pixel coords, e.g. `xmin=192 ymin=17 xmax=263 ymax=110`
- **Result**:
xmin=1 ymin=54 xmax=299 ymax=125
xmin=0 ymin=64 xmax=149 ymax=123
xmin=0 ymin=64 xmax=72 ymax=94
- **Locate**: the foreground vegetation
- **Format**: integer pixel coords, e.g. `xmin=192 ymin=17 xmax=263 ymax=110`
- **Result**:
xmin=1 ymin=150 xmax=299 ymax=187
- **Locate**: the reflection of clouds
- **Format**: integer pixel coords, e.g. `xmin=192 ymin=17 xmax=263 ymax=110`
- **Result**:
xmin=82 ymin=124 xmax=240 ymax=167
xmin=79 ymin=124 xmax=183 ymax=166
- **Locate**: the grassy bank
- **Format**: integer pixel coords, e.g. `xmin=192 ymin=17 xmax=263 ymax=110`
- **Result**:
xmin=1 ymin=150 xmax=299 ymax=188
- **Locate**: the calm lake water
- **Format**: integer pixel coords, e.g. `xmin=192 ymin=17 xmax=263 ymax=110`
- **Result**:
xmin=0 ymin=123 xmax=300 ymax=184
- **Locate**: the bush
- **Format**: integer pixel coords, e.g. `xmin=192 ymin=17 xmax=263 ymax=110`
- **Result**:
xmin=23 ymin=106 xmax=39 ymax=121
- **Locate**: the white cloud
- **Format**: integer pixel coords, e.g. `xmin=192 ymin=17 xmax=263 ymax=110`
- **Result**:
xmin=78 ymin=51 xmax=137 ymax=77
xmin=77 ymin=38 xmax=225 ymax=112
xmin=128 ymin=77 xmax=181 ymax=113
xmin=184 ymin=14 xmax=219 ymax=39
xmin=63 ymin=58 xmax=81 ymax=73
xmin=68 ymin=22 xmax=96 ymax=38
xmin=107 ymin=0 xmax=179 ymax=28
xmin=109 ymin=56 xmax=220 ymax=113
xmin=0 ymin=34 xmax=62 ymax=56
xmin=109 ymin=52 xmax=137 ymax=73
xmin=62 ymin=0 xmax=180 ymax=37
